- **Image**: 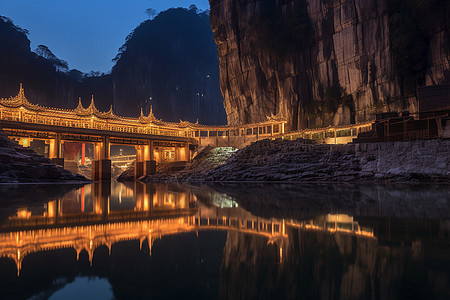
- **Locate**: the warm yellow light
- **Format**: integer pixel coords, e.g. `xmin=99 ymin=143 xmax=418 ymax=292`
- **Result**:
xmin=179 ymin=147 xmax=185 ymax=160
xmin=17 ymin=209 xmax=31 ymax=219
xmin=48 ymin=201 xmax=56 ymax=218
xmin=143 ymin=195 xmax=149 ymax=211
xmin=19 ymin=138 xmax=30 ymax=147
xmin=179 ymin=194 xmax=186 ymax=208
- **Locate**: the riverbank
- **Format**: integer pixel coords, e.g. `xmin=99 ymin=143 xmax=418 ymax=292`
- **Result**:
xmin=140 ymin=146 xmax=237 ymax=182
xmin=142 ymin=138 xmax=450 ymax=183
xmin=0 ymin=131 xmax=88 ymax=183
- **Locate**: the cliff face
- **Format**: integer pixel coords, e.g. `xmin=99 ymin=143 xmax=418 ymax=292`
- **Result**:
xmin=209 ymin=0 xmax=450 ymax=129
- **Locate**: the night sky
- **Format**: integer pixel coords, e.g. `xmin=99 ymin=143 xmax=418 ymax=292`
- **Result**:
xmin=0 ymin=0 xmax=210 ymax=73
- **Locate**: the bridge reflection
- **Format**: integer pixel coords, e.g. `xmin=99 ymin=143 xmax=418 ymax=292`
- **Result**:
xmin=0 ymin=183 xmax=374 ymax=276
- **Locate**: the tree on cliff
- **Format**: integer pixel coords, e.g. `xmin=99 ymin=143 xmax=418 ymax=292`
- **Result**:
xmin=0 ymin=16 xmax=80 ymax=107
xmin=145 ymin=8 xmax=157 ymax=20
xmin=189 ymin=4 xmax=199 ymax=14
xmin=34 ymin=45 xmax=69 ymax=72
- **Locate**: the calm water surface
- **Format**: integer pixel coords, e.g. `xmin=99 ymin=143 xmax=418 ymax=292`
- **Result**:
xmin=0 ymin=182 xmax=449 ymax=300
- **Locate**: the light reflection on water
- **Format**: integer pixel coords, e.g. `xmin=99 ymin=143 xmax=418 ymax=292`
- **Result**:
xmin=0 ymin=182 xmax=449 ymax=300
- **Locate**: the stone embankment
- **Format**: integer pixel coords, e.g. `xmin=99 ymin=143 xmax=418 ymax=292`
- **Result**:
xmin=140 ymin=146 xmax=237 ymax=182
xmin=205 ymin=139 xmax=450 ymax=183
xmin=141 ymin=138 xmax=449 ymax=183
xmin=0 ymin=131 xmax=88 ymax=183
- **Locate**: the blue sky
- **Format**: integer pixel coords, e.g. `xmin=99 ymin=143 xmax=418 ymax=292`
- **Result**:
xmin=0 ymin=0 xmax=210 ymax=73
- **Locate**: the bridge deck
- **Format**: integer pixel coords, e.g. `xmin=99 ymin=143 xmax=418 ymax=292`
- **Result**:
xmin=0 ymin=119 xmax=197 ymax=145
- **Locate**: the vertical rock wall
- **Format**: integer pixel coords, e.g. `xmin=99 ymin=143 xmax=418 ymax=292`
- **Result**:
xmin=209 ymin=0 xmax=450 ymax=130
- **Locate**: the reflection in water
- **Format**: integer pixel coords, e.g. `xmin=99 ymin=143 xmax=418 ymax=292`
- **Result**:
xmin=48 ymin=277 xmax=113 ymax=300
xmin=0 ymin=182 xmax=449 ymax=299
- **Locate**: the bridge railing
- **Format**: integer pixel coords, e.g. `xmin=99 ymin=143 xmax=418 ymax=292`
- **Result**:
xmin=0 ymin=109 xmax=197 ymax=138
xmin=281 ymin=122 xmax=373 ymax=144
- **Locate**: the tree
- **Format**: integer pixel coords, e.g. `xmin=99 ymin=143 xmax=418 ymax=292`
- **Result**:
xmin=34 ymin=44 xmax=69 ymax=72
xmin=88 ymin=70 xmax=101 ymax=77
xmin=51 ymin=58 xmax=69 ymax=72
xmin=0 ymin=15 xmax=29 ymax=34
xmin=146 ymin=8 xmax=157 ymax=20
xmin=189 ymin=4 xmax=199 ymax=14
xmin=68 ymin=69 xmax=85 ymax=81
xmin=34 ymin=45 xmax=55 ymax=60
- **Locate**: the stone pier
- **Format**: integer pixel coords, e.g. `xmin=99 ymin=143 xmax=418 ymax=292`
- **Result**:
xmin=92 ymin=136 xmax=111 ymax=181
xmin=48 ymin=133 xmax=64 ymax=167
xmin=135 ymin=141 xmax=156 ymax=179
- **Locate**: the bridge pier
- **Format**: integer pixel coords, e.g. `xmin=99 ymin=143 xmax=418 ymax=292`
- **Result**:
xmin=48 ymin=134 xmax=64 ymax=167
xmin=174 ymin=143 xmax=190 ymax=162
xmin=63 ymin=142 xmax=82 ymax=174
xmin=92 ymin=137 xmax=111 ymax=181
xmin=135 ymin=142 xmax=156 ymax=179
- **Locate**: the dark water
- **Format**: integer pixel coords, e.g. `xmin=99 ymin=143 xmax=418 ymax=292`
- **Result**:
xmin=0 ymin=182 xmax=449 ymax=300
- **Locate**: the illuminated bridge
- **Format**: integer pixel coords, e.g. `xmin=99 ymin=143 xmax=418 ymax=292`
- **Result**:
xmin=0 ymin=85 xmax=287 ymax=180
xmin=0 ymin=184 xmax=374 ymax=276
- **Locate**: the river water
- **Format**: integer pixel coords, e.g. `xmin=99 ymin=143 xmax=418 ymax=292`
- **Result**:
xmin=0 ymin=182 xmax=449 ymax=300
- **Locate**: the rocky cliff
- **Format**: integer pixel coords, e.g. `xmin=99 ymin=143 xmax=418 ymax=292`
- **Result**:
xmin=209 ymin=0 xmax=450 ymax=129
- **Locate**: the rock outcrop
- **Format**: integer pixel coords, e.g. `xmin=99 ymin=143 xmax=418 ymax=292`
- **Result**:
xmin=209 ymin=0 xmax=450 ymax=129
xmin=205 ymin=139 xmax=450 ymax=182
xmin=116 ymin=162 xmax=136 ymax=182
xmin=0 ymin=131 xmax=88 ymax=183
xmin=141 ymin=146 xmax=237 ymax=182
